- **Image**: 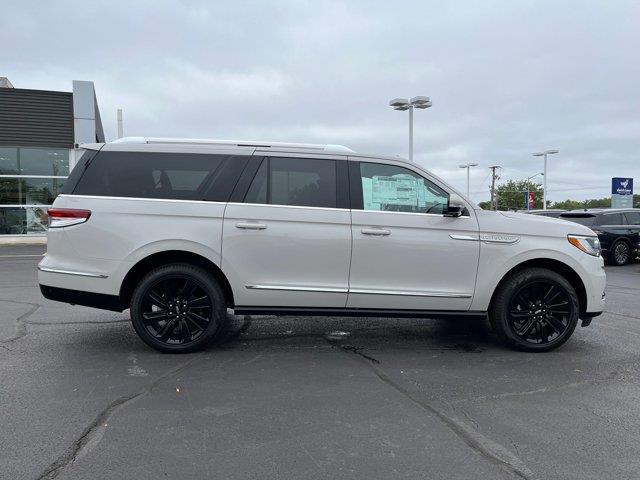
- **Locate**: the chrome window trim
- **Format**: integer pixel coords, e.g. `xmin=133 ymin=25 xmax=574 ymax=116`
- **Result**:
xmin=229 ymin=202 xmax=350 ymax=213
xmin=57 ymin=194 xmax=226 ymax=206
xmin=38 ymin=266 xmax=109 ymax=278
xmin=357 ymin=209 xmax=471 ymax=219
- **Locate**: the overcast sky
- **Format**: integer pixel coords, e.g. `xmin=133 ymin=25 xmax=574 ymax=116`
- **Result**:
xmin=2 ymin=0 xmax=639 ymax=203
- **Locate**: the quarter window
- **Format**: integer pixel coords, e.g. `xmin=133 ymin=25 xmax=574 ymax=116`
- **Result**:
xmin=358 ymin=162 xmax=448 ymax=214
xmin=624 ymin=211 xmax=640 ymax=225
xmin=72 ymin=151 xmax=243 ymax=201
xmin=244 ymin=157 xmax=337 ymax=208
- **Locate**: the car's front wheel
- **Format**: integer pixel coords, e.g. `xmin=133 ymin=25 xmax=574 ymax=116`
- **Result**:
xmin=130 ymin=263 xmax=227 ymax=353
xmin=490 ymin=267 xmax=579 ymax=352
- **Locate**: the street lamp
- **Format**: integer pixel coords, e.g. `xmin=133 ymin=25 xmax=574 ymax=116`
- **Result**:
xmin=458 ymin=163 xmax=479 ymax=199
xmin=532 ymin=150 xmax=559 ymax=210
xmin=525 ymin=172 xmax=544 ymax=211
xmin=389 ymin=96 xmax=432 ymax=161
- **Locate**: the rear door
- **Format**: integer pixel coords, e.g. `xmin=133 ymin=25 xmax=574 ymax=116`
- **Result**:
xmin=346 ymin=158 xmax=480 ymax=311
xmin=623 ymin=211 xmax=640 ymax=251
xmin=222 ymin=152 xmax=352 ymax=308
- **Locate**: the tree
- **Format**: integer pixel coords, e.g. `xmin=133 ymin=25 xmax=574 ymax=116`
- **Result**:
xmin=478 ymin=201 xmax=492 ymax=210
xmin=551 ymin=199 xmax=584 ymax=210
xmin=494 ymin=180 xmax=544 ymax=210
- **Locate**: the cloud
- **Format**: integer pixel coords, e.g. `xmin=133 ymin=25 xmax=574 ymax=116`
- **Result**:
xmin=2 ymin=0 xmax=639 ymax=203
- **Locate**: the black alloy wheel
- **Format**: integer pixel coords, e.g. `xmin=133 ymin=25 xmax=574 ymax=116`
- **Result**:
xmin=611 ymin=241 xmax=630 ymax=266
xmin=130 ymin=264 xmax=226 ymax=353
xmin=491 ymin=267 xmax=579 ymax=352
xmin=142 ymin=276 xmax=212 ymax=344
xmin=507 ymin=280 xmax=573 ymax=345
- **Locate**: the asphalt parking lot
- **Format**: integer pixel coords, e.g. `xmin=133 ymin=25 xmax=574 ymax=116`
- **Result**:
xmin=1 ymin=245 xmax=640 ymax=480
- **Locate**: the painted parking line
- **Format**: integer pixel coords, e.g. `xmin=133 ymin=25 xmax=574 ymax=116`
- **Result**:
xmin=0 ymin=254 xmax=45 ymax=258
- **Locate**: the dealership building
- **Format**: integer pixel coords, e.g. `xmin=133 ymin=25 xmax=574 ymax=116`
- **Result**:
xmin=0 ymin=78 xmax=104 ymax=237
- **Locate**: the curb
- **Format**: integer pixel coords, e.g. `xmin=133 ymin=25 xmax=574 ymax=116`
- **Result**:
xmin=0 ymin=236 xmax=47 ymax=246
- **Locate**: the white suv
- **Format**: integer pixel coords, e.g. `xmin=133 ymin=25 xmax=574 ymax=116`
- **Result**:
xmin=38 ymin=138 xmax=606 ymax=353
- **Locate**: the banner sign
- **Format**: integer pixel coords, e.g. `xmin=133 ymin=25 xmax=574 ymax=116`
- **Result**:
xmin=523 ymin=191 xmax=535 ymax=210
xmin=611 ymin=178 xmax=633 ymax=208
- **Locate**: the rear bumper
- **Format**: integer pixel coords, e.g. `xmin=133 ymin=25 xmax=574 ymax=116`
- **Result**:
xmin=39 ymin=284 xmax=123 ymax=312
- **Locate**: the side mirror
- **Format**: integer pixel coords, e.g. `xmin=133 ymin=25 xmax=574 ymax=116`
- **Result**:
xmin=444 ymin=204 xmax=463 ymax=217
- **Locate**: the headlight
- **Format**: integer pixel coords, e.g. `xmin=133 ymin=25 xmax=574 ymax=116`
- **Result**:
xmin=568 ymin=235 xmax=601 ymax=257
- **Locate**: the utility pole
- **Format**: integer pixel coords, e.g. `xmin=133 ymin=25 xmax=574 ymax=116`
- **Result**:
xmin=489 ymin=166 xmax=501 ymax=210
xmin=117 ymin=108 xmax=124 ymax=139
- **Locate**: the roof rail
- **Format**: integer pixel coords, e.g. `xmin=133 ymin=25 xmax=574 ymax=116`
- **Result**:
xmin=111 ymin=137 xmax=355 ymax=153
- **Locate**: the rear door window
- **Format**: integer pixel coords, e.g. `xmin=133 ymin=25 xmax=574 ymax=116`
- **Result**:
xmin=72 ymin=151 xmax=249 ymax=201
xmin=243 ymin=157 xmax=337 ymax=208
xmin=598 ymin=213 xmax=626 ymax=226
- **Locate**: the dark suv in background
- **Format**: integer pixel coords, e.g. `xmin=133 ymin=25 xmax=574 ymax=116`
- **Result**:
xmin=560 ymin=209 xmax=640 ymax=266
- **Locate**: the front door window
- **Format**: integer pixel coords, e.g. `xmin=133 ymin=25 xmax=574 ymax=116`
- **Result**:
xmin=359 ymin=162 xmax=448 ymax=214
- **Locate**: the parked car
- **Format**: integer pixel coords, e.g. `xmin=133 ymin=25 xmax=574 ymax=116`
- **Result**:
xmin=38 ymin=138 xmax=606 ymax=353
xmin=524 ymin=209 xmax=567 ymax=218
xmin=559 ymin=209 xmax=640 ymax=266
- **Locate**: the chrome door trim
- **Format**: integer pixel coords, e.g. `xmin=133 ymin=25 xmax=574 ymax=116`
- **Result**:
xmin=37 ymin=266 xmax=109 ymax=278
xmin=245 ymin=284 xmax=471 ymax=298
xmin=349 ymin=288 xmax=472 ymax=298
xmin=245 ymin=284 xmax=348 ymax=293
xmin=449 ymin=234 xmax=479 ymax=241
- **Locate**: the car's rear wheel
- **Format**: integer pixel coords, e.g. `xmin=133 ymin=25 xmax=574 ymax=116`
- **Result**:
xmin=490 ymin=267 xmax=579 ymax=352
xmin=609 ymin=240 xmax=631 ymax=266
xmin=130 ymin=263 xmax=227 ymax=353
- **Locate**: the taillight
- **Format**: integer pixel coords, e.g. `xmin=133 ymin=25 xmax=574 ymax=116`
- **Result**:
xmin=47 ymin=208 xmax=92 ymax=228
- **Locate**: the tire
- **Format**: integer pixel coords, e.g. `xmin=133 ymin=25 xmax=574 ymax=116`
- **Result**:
xmin=490 ymin=267 xmax=579 ymax=352
xmin=130 ymin=263 xmax=227 ymax=353
xmin=608 ymin=240 xmax=631 ymax=266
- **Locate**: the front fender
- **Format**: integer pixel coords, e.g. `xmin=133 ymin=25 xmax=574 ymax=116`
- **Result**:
xmin=470 ymin=240 xmax=601 ymax=312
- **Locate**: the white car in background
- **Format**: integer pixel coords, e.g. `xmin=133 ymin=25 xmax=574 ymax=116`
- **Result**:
xmin=38 ymin=138 xmax=605 ymax=353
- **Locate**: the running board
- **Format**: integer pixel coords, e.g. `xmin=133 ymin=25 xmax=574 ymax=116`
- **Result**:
xmin=233 ymin=306 xmax=488 ymax=320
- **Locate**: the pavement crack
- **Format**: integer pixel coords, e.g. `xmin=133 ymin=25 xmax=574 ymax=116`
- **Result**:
xmin=35 ymin=391 xmax=143 ymax=480
xmin=35 ymin=355 xmax=203 ymax=480
xmin=0 ymin=303 xmax=40 ymax=343
xmin=332 ymin=340 xmax=536 ymax=480
xmin=340 ymin=344 xmax=380 ymax=363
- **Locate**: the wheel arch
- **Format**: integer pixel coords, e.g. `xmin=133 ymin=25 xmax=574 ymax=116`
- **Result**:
xmin=119 ymin=250 xmax=235 ymax=310
xmin=488 ymin=258 xmax=588 ymax=317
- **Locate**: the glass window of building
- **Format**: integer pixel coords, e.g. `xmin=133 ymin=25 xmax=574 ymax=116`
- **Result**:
xmin=0 ymin=147 xmax=70 ymax=235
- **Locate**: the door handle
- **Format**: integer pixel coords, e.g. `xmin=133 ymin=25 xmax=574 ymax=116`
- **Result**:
xmin=235 ymin=222 xmax=267 ymax=230
xmin=361 ymin=228 xmax=391 ymax=236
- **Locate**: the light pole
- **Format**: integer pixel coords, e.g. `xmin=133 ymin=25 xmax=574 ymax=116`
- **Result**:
xmin=459 ymin=163 xmax=479 ymax=199
xmin=389 ymin=96 xmax=432 ymax=161
xmin=525 ymin=172 xmax=544 ymax=211
xmin=532 ymin=150 xmax=558 ymax=210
